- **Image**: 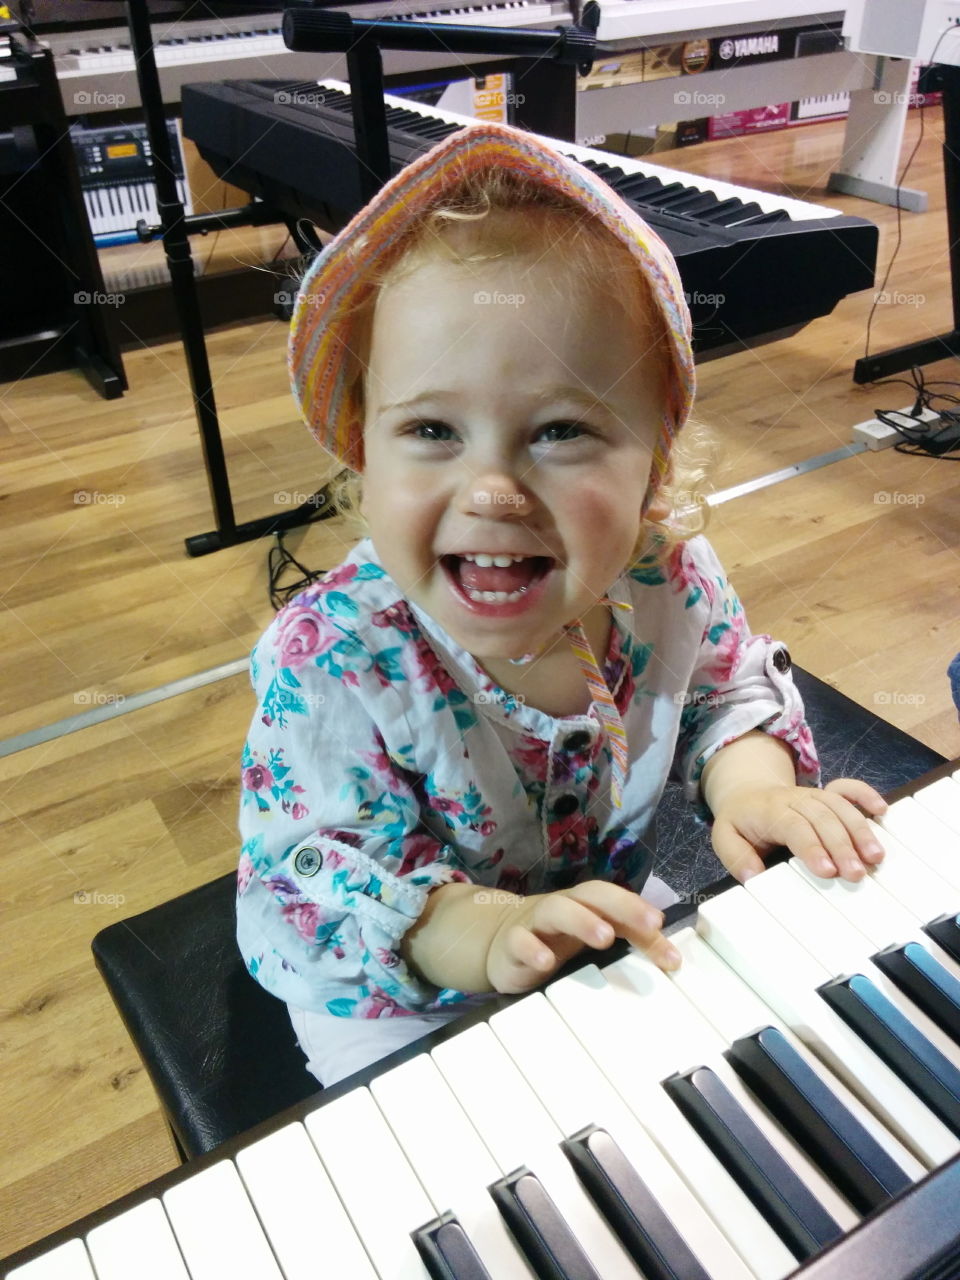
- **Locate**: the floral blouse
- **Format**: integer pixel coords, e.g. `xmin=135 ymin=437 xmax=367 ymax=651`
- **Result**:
xmin=237 ymin=533 xmax=820 ymax=1019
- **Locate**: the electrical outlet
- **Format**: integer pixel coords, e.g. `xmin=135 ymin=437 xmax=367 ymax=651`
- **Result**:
xmin=851 ymin=405 xmax=939 ymax=450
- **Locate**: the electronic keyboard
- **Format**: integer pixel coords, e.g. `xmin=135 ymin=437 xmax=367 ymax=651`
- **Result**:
xmin=71 ymin=119 xmax=193 ymax=245
xmin=181 ymin=78 xmax=878 ymax=356
xmin=4 ymin=756 xmax=960 ymax=1279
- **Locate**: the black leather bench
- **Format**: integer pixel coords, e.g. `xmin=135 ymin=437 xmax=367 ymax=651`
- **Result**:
xmin=92 ymin=665 xmax=946 ymax=1160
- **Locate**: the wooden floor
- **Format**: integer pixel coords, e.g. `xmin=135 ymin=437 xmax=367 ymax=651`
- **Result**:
xmin=2 ymin=105 xmax=960 ymax=1261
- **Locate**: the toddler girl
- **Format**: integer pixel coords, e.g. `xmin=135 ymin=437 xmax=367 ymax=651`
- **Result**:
xmin=238 ymin=121 xmax=887 ymax=1088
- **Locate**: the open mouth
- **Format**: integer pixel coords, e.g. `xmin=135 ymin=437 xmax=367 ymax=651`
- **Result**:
xmin=440 ymin=554 xmax=554 ymax=604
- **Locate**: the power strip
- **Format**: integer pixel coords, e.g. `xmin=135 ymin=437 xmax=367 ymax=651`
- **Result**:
xmin=852 ymin=406 xmax=940 ymax=450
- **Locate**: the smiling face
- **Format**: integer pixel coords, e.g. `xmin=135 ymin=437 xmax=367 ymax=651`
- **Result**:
xmin=359 ymin=211 xmax=670 ymax=664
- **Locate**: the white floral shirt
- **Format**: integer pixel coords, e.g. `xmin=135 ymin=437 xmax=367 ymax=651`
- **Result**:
xmin=237 ymin=533 xmax=820 ymax=1018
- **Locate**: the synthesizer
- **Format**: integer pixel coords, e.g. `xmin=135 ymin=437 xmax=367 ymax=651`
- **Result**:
xmin=71 ymin=119 xmax=193 ymax=245
xmin=35 ymin=1 xmax=846 ymax=114
xmin=3 ymin=757 xmax=960 ymax=1279
xmin=181 ymin=79 xmax=878 ymax=356
xmin=38 ymin=0 xmax=573 ymax=115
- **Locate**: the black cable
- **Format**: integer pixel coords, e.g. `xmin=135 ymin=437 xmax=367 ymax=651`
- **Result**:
xmin=268 ymin=527 xmax=330 ymax=611
xmin=862 ymin=22 xmax=954 ymax=366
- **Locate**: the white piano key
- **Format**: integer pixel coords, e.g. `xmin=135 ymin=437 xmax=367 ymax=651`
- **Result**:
xmin=603 ymin=949 xmax=858 ymax=1232
xmin=861 ymin=821 xmax=960 ymax=922
xmin=235 ymin=1121 xmax=378 ymax=1280
xmin=85 ymin=1199 xmax=190 ymax=1280
xmin=697 ymin=885 xmax=960 ymax=1168
xmin=490 ymin=992 xmax=756 ymax=1280
xmin=371 ymin=1054 xmax=535 ymax=1279
xmin=790 ymin=856 xmax=960 ymax=983
xmin=914 ymin=776 xmax=960 ymax=837
xmin=162 ymin=1160 xmax=284 ymax=1280
xmin=304 ymin=1088 xmax=432 ymax=1280
xmin=880 ymin=797 xmax=960 ymax=892
xmin=430 ymin=1021 xmax=645 ymax=1280
xmin=6 ymin=1241 xmax=95 ymax=1280
xmin=668 ymin=926 xmax=924 ymax=1181
xmin=746 ymin=864 xmax=960 ymax=1075
xmin=316 ymin=77 xmax=841 ymax=223
xmin=547 ymin=961 xmax=797 ymax=1279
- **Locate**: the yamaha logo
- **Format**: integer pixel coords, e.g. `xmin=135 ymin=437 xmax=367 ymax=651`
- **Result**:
xmin=719 ymin=33 xmax=779 ymax=59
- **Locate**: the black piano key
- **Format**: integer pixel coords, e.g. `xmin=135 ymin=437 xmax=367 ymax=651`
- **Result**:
xmin=663 ymin=1065 xmax=844 ymax=1259
xmin=872 ymin=943 xmax=960 ymax=1045
xmin=925 ymin=912 xmax=960 ymax=965
xmin=698 ymin=196 xmax=754 ymax=224
xmin=667 ymin=191 xmax=722 ymax=216
xmin=612 ymin=175 xmax=668 ymax=203
xmin=735 ymin=209 xmax=793 ymax=225
xmin=726 ymin=1025 xmax=913 ymax=1213
xmin=818 ymin=973 xmax=960 ymax=1135
xmin=561 ymin=1124 xmax=711 ymax=1280
xmin=626 ymin=182 xmax=689 ymax=208
xmin=413 ymin=1210 xmax=494 ymax=1280
xmin=489 ymin=1167 xmax=602 ymax=1280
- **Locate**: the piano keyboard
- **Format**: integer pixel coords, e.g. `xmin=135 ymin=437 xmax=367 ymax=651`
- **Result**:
xmin=181 ymin=77 xmax=877 ymax=355
xmin=327 ymin=79 xmax=846 ymax=224
xmin=4 ymin=759 xmax=960 ymax=1279
xmin=41 ymin=1 xmax=573 ymax=115
xmin=71 ymin=120 xmax=193 ymax=245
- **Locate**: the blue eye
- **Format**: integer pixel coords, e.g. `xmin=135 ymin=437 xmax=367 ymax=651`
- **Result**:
xmin=539 ymin=421 xmax=587 ymax=443
xmin=409 ymin=421 xmax=455 ymax=442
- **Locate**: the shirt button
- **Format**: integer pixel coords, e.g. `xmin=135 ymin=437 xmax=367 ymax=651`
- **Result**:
xmin=553 ymin=793 xmax=579 ymax=816
xmin=294 ymin=846 xmax=322 ymax=876
xmin=562 ymin=730 xmax=592 ymax=753
xmin=773 ymin=647 xmax=791 ymax=674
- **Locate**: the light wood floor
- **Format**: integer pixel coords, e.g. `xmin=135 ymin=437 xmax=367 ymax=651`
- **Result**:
xmin=2 ymin=105 xmax=959 ymax=1261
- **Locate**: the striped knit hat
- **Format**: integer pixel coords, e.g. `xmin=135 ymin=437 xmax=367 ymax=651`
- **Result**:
xmin=288 ymin=120 xmax=695 ymax=807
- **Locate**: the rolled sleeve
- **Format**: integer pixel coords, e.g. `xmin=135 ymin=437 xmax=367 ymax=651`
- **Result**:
xmin=673 ymin=541 xmax=821 ymax=822
xmin=237 ymin=611 xmax=471 ymax=1017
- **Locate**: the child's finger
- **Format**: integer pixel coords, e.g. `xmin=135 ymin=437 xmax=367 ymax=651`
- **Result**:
xmin=823 ymin=776 xmax=888 ymax=816
xmin=797 ymin=790 xmax=886 ymax=873
xmin=711 ymin=816 xmax=766 ymax=883
xmin=530 ymin=892 xmax=617 ymax=951
xmin=490 ymin=925 xmax=559 ymax=994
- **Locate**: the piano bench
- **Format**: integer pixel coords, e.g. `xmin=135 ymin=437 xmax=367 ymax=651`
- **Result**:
xmin=90 ymin=666 xmax=946 ymax=1161
xmin=92 ymin=874 xmax=319 ymax=1162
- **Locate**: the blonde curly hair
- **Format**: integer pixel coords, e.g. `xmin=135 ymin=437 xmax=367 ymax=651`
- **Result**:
xmin=312 ymin=163 xmax=721 ymax=570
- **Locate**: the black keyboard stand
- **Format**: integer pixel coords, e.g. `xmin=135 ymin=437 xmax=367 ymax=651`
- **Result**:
xmin=120 ymin=0 xmax=339 ymax=556
xmin=853 ymin=63 xmax=960 ymax=384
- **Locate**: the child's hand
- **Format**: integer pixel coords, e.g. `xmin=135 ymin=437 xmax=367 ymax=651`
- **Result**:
xmin=485 ymin=879 xmax=681 ymax=995
xmin=710 ymin=777 xmax=888 ymax=884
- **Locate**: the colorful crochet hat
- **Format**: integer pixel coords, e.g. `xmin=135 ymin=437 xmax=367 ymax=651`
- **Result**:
xmin=288 ymin=120 xmax=696 ymax=807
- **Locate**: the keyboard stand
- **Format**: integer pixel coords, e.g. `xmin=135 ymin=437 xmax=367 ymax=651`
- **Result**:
xmin=853 ymin=62 xmax=960 ymax=384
